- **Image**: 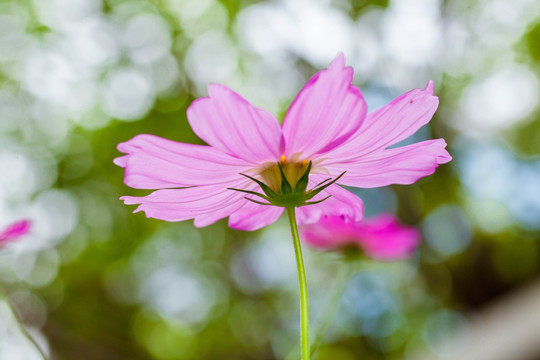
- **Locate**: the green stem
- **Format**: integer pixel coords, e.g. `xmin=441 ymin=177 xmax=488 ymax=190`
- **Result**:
xmin=286 ymin=206 xmax=310 ymax=360
xmin=0 ymin=285 xmax=48 ymax=359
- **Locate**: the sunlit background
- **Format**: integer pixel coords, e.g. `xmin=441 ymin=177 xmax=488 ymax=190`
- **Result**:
xmin=1 ymin=0 xmax=540 ymax=359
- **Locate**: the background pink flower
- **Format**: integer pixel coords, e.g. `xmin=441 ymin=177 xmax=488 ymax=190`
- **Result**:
xmin=300 ymin=214 xmax=421 ymax=260
xmin=115 ymin=54 xmax=450 ymax=231
xmin=0 ymin=220 xmax=31 ymax=246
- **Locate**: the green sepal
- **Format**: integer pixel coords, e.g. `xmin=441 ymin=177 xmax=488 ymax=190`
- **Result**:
xmin=244 ymin=197 xmax=272 ymax=206
xmin=277 ymin=162 xmax=293 ymax=194
xmin=303 ymin=195 xmax=332 ymax=205
xmin=240 ymin=173 xmax=278 ymax=198
xmin=232 ymin=168 xmax=346 ymax=209
xmin=294 ymin=161 xmax=312 ymax=193
xmin=305 ymin=171 xmax=346 ymax=200
xmin=312 ymin=177 xmax=331 ymax=188
xmin=227 ymin=187 xmax=271 ymax=202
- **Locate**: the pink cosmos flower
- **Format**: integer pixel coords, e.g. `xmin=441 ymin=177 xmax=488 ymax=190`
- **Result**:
xmin=300 ymin=214 xmax=421 ymax=260
xmin=0 ymin=220 xmax=31 ymax=246
xmin=115 ymin=54 xmax=451 ymax=231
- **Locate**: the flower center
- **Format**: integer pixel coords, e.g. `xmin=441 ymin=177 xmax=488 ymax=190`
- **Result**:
xmin=227 ymin=155 xmax=345 ymax=208
xmin=259 ymin=155 xmax=310 ymax=193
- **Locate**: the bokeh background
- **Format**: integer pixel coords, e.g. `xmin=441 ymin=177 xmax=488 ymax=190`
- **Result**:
xmin=1 ymin=0 xmax=540 ymax=359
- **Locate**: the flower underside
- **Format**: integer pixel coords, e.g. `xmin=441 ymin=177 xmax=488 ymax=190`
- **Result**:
xmin=228 ymin=157 xmax=346 ymax=208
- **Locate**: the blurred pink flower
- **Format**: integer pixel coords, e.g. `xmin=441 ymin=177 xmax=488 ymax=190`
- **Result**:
xmin=300 ymin=214 xmax=421 ymax=260
xmin=115 ymin=54 xmax=451 ymax=231
xmin=0 ymin=220 xmax=31 ymax=246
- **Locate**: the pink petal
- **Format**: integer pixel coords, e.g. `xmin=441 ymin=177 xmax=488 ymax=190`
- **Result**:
xmin=187 ymin=84 xmax=283 ymax=164
xmin=355 ymin=214 xmax=421 ymax=260
xmin=300 ymin=213 xmax=420 ymax=261
xmin=282 ymin=53 xmax=367 ymax=159
xmin=327 ymin=139 xmax=451 ymax=188
xmin=120 ymin=180 xmax=256 ymax=227
xmin=296 ymin=175 xmax=364 ymax=224
xmin=300 ymin=216 xmax=358 ymax=249
xmin=115 ymin=134 xmax=250 ymax=189
xmin=228 ymin=201 xmax=284 ymax=231
xmin=324 ymin=81 xmax=439 ymax=161
xmin=0 ymin=220 xmax=31 ymax=244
